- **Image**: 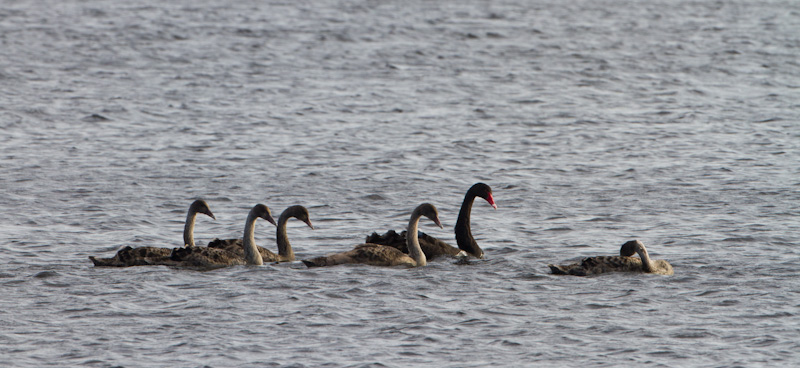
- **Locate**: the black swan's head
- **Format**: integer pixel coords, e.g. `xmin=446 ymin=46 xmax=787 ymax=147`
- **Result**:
xmin=470 ymin=183 xmax=497 ymax=209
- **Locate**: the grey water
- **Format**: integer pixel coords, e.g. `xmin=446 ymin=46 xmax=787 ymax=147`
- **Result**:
xmin=1 ymin=0 xmax=799 ymax=366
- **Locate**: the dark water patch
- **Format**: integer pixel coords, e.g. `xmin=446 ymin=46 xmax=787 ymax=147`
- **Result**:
xmin=516 ymin=273 xmax=548 ymax=281
xmin=715 ymin=299 xmax=740 ymax=307
xmin=490 ymin=339 xmax=523 ymax=347
xmin=723 ymin=236 xmax=758 ymax=242
xmin=362 ymin=194 xmax=387 ymax=201
xmin=457 ymin=319 xmax=489 ymax=327
xmin=747 ymin=336 xmax=778 ymax=348
xmin=647 ymin=349 xmax=680 ymax=357
xmin=586 ymin=216 xmax=624 ymax=222
xmin=671 ymin=329 xmax=718 ymax=339
xmin=740 ymin=312 xmax=794 ymax=319
xmin=82 ymin=114 xmax=110 ymax=122
xmin=33 ymin=271 xmax=59 ymax=279
xmin=545 ymin=227 xmax=573 ymax=232
xmin=695 ymin=290 xmax=723 ymax=297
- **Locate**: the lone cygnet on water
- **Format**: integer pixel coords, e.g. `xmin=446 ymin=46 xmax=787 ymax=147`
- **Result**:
xmin=168 ymin=204 xmax=280 ymax=267
xmin=302 ymin=203 xmax=442 ymax=268
xmin=89 ymin=199 xmax=216 ymax=267
xmin=548 ymin=240 xmax=673 ymax=276
xmin=365 ymin=183 xmax=496 ymax=259
xmin=191 ymin=205 xmax=314 ymax=263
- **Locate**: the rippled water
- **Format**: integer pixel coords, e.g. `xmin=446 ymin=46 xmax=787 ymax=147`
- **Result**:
xmin=2 ymin=0 xmax=799 ymax=366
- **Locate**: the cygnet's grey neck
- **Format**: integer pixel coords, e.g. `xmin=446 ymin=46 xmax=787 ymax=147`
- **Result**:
xmin=184 ymin=211 xmax=198 ymax=247
xmin=406 ymin=206 xmax=429 ymax=267
xmin=242 ymin=209 xmax=264 ymax=266
xmin=635 ymin=243 xmax=653 ymax=272
xmin=276 ymin=211 xmax=295 ymax=261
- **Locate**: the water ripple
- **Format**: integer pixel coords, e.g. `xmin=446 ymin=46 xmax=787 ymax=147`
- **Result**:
xmin=2 ymin=0 xmax=800 ymax=367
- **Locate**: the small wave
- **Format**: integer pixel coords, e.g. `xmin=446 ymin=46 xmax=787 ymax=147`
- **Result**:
xmin=33 ymin=271 xmax=59 ymax=278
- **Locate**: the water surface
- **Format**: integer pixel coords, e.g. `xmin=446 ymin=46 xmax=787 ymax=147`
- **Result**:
xmin=1 ymin=0 xmax=799 ymax=366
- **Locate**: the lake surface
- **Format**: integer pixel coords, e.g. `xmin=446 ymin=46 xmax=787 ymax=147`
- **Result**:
xmin=2 ymin=0 xmax=799 ymax=366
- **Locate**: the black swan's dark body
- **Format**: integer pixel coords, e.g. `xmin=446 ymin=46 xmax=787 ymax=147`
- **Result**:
xmin=366 ymin=183 xmax=496 ymax=259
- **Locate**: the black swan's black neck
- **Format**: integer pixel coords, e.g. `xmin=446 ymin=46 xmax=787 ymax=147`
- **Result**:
xmin=454 ymin=188 xmax=481 ymax=257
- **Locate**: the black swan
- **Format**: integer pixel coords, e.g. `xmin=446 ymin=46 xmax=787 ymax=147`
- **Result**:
xmin=548 ymin=240 xmax=673 ymax=276
xmin=168 ymin=203 xmax=279 ymax=267
xmin=303 ymin=203 xmax=442 ymax=268
xmin=89 ymin=199 xmax=216 ymax=267
xmin=201 ymin=205 xmax=314 ymax=262
xmin=365 ymin=183 xmax=496 ymax=259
